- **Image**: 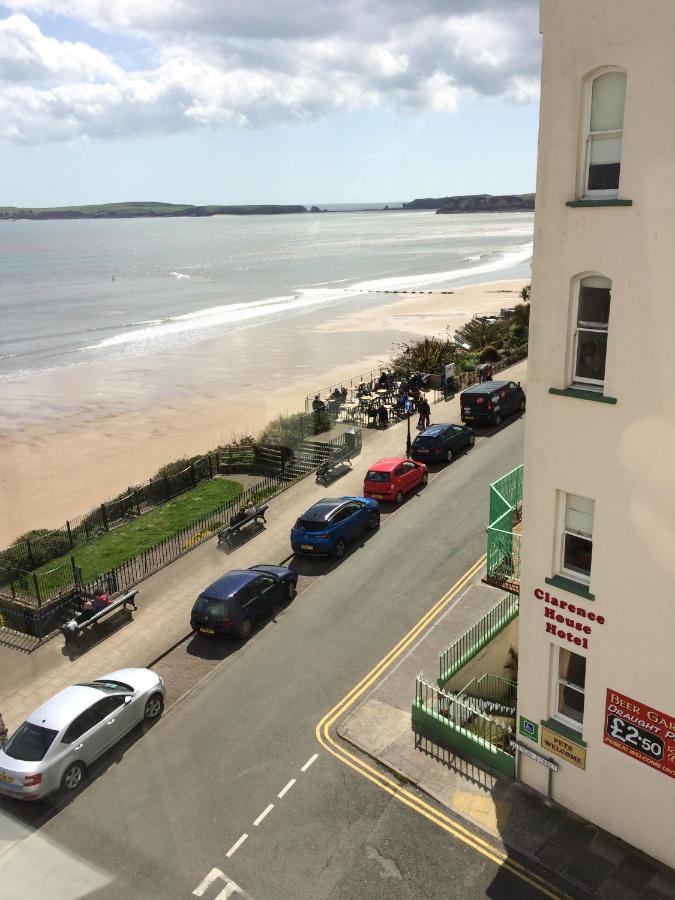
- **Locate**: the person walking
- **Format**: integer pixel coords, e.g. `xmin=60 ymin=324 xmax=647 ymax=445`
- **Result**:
xmin=417 ymin=395 xmax=431 ymax=431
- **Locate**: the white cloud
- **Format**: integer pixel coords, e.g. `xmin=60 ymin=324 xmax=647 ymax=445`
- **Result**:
xmin=0 ymin=1 xmax=540 ymax=144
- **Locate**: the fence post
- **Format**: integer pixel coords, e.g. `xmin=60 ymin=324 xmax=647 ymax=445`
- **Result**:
xmin=208 ymin=454 xmax=214 ymax=478
xmin=25 ymin=539 xmax=35 ymax=569
xmin=100 ymin=504 xmax=109 ymax=533
xmin=33 ymin=572 xmax=41 ymax=607
xmin=190 ymin=461 xmax=196 ymax=486
xmin=66 ymin=519 xmax=74 ymax=548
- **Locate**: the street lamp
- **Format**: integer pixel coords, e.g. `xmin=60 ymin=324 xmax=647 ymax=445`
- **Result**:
xmin=404 ymin=348 xmax=412 ymax=458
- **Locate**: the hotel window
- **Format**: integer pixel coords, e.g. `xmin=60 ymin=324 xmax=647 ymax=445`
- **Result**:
xmin=571 ymin=275 xmax=611 ymax=388
xmin=555 ymin=648 xmax=586 ymax=729
xmin=561 ymin=493 xmax=594 ymax=583
xmin=583 ymin=70 xmax=626 ymax=197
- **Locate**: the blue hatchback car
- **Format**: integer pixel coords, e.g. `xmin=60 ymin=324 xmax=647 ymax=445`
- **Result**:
xmin=190 ymin=564 xmax=297 ymax=640
xmin=291 ymin=497 xmax=380 ymax=559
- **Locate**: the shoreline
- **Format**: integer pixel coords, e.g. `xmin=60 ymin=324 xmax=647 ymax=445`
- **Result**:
xmin=0 ymin=278 xmax=526 ymax=546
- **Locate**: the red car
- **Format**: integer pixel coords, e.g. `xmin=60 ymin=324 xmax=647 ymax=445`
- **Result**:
xmin=363 ymin=457 xmax=428 ymax=505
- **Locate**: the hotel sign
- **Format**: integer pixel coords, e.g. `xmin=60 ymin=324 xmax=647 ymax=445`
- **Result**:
xmin=603 ymin=689 xmax=675 ymax=779
xmin=533 ymin=587 xmax=606 ymax=650
xmin=540 ymin=726 xmax=587 ymax=770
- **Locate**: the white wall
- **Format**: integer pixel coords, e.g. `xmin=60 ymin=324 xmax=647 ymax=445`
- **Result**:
xmin=517 ymin=0 xmax=675 ymax=867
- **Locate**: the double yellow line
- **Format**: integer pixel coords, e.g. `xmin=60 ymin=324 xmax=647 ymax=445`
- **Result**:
xmin=315 ymin=555 xmax=565 ymax=900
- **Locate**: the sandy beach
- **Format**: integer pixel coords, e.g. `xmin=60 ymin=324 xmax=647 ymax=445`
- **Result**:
xmin=0 ymin=278 xmax=526 ymax=547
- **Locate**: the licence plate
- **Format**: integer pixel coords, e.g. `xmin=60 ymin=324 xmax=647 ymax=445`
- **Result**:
xmin=371 ymin=494 xmax=384 ymax=499
xmin=416 ymin=449 xmax=428 ymax=453
xmin=301 ymin=544 xmax=313 ymax=551
xmin=464 ymin=414 xmax=473 ymax=420
xmin=0 ymin=773 xmax=14 ymax=783
xmin=200 ymin=627 xmax=215 ymax=635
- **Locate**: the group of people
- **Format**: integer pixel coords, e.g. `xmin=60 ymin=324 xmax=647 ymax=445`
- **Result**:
xmin=230 ymin=500 xmax=257 ymax=528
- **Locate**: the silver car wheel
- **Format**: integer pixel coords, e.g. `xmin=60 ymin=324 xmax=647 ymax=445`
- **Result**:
xmin=144 ymin=694 xmax=164 ymax=720
xmin=62 ymin=762 xmax=85 ymax=792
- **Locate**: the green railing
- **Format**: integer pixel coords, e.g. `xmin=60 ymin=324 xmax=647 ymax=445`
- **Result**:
xmin=438 ymin=593 xmax=519 ymax=688
xmin=413 ymin=676 xmax=516 ymax=778
xmin=486 ymin=464 xmax=523 ymax=592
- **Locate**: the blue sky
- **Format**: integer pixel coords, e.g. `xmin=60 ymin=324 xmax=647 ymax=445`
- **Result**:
xmin=0 ymin=0 xmax=541 ymax=206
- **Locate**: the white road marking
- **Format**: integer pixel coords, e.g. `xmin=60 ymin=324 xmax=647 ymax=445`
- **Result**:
xmin=277 ymin=778 xmax=296 ymax=799
xmin=253 ymin=804 xmax=274 ymax=827
xmin=301 ymin=753 xmax=318 ymax=772
xmin=226 ymin=833 xmax=249 ymax=858
xmin=192 ymin=866 xmax=254 ymax=898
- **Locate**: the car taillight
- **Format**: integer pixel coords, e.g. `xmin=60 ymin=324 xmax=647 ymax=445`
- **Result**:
xmin=476 ymin=397 xmax=484 ymax=404
xmin=24 ymin=774 xmax=42 ymax=787
xmin=487 ymin=401 xmax=492 ymax=410
xmin=222 ymin=617 xmax=233 ymax=626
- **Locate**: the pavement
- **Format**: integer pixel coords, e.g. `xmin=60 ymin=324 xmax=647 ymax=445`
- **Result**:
xmin=336 ymin=577 xmax=675 ymax=900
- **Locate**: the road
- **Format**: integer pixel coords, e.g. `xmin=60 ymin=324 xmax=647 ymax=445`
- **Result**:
xmin=0 ymin=416 xmax=538 ymax=900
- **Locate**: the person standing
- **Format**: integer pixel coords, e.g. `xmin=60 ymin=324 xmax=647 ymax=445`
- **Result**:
xmin=417 ymin=395 xmax=431 ymax=431
xmin=0 ymin=712 xmax=9 ymax=749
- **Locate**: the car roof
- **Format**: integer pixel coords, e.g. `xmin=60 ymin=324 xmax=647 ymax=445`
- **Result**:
xmin=461 ymin=380 xmax=511 ymax=394
xmin=26 ymin=684 xmax=105 ymax=732
xmin=417 ymin=424 xmax=454 ymax=437
xmin=367 ymin=458 xmax=408 ymax=472
xmin=201 ymin=570 xmax=259 ymax=600
xmin=301 ymin=497 xmax=360 ymax=521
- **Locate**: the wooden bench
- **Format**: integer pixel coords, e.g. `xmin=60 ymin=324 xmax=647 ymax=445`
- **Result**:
xmin=315 ymin=446 xmax=352 ymax=485
xmin=217 ymin=505 xmax=269 ymax=545
xmin=61 ymin=589 xmax=138 ymax=645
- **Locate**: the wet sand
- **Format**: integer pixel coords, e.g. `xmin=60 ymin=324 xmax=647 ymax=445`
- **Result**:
xmin=0 ymin=279 xmax=526 ymax=545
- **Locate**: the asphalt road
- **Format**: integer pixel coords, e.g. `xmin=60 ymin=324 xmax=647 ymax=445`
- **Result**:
xmin=0 ymin=416 xmax=535 ymax=900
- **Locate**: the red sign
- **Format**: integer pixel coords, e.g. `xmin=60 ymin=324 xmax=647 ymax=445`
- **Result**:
xmin=533 ymin=587 xmax=606 ymax=650
xmin=603 ymin=689 xmax=675 ymax=779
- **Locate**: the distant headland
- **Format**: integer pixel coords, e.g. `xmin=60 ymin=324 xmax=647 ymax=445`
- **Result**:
xmin=0 ymin=193 xmax=535 ymax=221
xmin=405 ymin=193 xmax=535 ymax=213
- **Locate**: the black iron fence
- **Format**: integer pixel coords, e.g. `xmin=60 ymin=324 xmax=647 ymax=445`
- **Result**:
xmin=0 ymin=453 xmax=219 ymax=576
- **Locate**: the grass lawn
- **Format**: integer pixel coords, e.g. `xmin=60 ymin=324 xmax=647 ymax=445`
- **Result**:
xmin=36 ymin=478 xmax=243 ymax=585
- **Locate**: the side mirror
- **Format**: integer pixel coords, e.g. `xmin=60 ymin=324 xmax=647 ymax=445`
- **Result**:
xmin=124 ymin=696 xmax=133 ymax=705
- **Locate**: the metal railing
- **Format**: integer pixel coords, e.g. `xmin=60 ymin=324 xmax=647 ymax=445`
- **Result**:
xmin=438 ymin=593 xmax=519 ymax=688
xmin=457 ymin=673 xmax=517 ymax=711
xmin=415 ymin=676 xmax=515 ymax=757
xmin=485 ymin=464 xmax=523 ymax=593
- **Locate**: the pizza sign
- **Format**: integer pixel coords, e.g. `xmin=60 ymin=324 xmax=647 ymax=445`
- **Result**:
xmin=603 ymin=689 xmax=675 ymax=779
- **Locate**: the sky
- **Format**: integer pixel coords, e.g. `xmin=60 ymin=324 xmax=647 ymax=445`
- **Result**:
xmin=0 ymin=0 xmax=542 ymax=206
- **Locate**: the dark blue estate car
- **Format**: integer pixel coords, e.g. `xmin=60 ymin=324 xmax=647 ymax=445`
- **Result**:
xmin=411 ymin=423 xmax=475 ymax=464
xmin=190 ymin=564 xmax=297 ymax=640
xmin=291 ymin=497 xmax=380 ymax=559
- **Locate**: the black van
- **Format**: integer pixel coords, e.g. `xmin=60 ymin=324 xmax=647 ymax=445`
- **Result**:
xmin=460 ymin=380 xmax=526 ymax=426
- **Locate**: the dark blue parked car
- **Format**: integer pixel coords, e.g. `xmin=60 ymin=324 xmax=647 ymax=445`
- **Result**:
xmin=190 ymin=564 xmax=297 ymax=640
xmin=291 ymin=497 xmax=380 ymax=559
xmin=411 ymin=423 xmax=475 ymax=464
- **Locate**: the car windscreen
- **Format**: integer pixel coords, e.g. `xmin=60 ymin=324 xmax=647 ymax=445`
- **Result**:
xmin=83 ymin=680 xmax=134 ymax=693
xmin=4 ymin=721 xmax=59 ymax=762
xmin=365 ymin=471 xmax=390 ymax=482
xmin=294 ymin=518 xmax=327 ymax=531
xmin=193 ymin=595 xmax=230 ymax=617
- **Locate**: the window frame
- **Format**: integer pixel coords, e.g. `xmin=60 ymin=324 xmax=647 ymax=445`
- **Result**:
xmin=553 ymin=646 xmax=586 ymax=732
xmin=569 ymin=274 xmax=611 ymax=390
xmin=557 ymin=492 xmax=594 ymax=586
xmin=580 ymin=68 xmax=627 ymax=200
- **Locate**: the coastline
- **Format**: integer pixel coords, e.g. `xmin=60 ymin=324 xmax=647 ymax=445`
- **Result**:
xmin=0 ymin=278 xmax=526 ymax=546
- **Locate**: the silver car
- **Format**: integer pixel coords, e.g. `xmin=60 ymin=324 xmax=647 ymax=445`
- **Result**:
xmin=0 ymin=668 xmax=165 ymax=801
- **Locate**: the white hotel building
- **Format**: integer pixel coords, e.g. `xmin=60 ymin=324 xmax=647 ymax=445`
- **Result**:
xmin=516 ymin=0 xmax=675 ymax=867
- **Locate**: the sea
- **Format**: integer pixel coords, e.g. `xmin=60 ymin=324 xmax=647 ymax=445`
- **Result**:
xmin=0 ymin=209 xmax=533 ymax=431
